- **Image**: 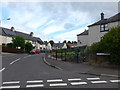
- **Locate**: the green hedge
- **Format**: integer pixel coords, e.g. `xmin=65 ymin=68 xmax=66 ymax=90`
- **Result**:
xmin=88 ymin=26 xmax=120 ymax=65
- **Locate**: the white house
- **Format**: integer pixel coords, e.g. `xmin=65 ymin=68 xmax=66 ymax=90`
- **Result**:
xmin=46 ymin=42 xmax=52 ymax=50
xmin=88 ymin=12 xmax=120 ymax=46
xmin=0 ymin=27 xmax=44 ymax=49
xmin=53 ymin=43 xmax=67 ymax=49
xmin=77 ymin=12 xmax=120 ymax=47
xmin=77 ymin=30 xmax=89 ymax=47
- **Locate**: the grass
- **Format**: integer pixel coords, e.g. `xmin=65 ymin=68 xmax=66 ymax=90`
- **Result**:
xmin=52 ymin=51 xmax=81 ymax=56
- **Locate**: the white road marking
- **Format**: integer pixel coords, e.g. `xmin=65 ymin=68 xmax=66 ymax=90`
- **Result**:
xmin=26 ymin=84 xmax=44 ymax=88
xmin=1 ymin=86 xmax=20 ymax=89
xmin=3 ymin=81 xmax=20 ymax=84
xmin=101 ymin=74 xmax=119 ymax=77
xmin=47 ymin=79 xmax=63 ymax=82
xmin=91 ymin=81 xmax=107 ymax=84
xmin=10 ymin=58 xmax=20 ymax=65
xmin=27 ymin=80 xmax=43 ymax=83
xmin=49 ymin=83 xmax=67 ymax=87
xmin=110 ymin=80 xmax=120 ymax=83
xmin=87 ymin=78 xmax=100 ymax=80
xmin=68 ymin=78 xmax=81 ymax=81
xmin=71 ymin=82 xmax=87 ymax=85
xmin=23 ymin=55 xmax=31 ymax=59
xmin=0 ymin=67 xmax=5 ymax=72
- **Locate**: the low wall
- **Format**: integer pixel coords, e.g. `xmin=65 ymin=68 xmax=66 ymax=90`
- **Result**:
xmin=2 ymin=46 xmax=21 ymax=53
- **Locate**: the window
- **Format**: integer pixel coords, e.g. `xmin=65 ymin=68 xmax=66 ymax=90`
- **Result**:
xmin=78 ymin=40 xmax=81 ymax=44
xmin=100 ymin=24 xmax=109 ymax=32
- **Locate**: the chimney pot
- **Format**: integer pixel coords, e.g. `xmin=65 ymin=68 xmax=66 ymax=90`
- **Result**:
xmin=101 ymin=12 xmax=104 ymax=20
xmin=30 ymin=32 xmax=34 ymax=36
xmin=11 ymin=27 xmax=15 ymax=31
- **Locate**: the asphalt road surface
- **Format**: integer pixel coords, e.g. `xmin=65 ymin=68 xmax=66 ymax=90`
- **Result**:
xmin=1 ymin=53 xmax=119 ymax=89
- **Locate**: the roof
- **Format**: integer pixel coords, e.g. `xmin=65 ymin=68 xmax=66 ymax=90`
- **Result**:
xmin=1 ymin=27 xmax=16 ymax=36
xmin=67 ymin=43 xmax=77 ymax=46
xmin=15 ymin=31 xmax=34 ymax=41
xmin=42 ymin=41 xmax=48 ymax=45
xmin=88 ymin=12 xmax=120 ymax=27
xmin=34 ymin=37 xmax=43 ymax=44
xmin=53 ymin=43 xmax=65 ymax=48
xmin=77 ymin=30 xmax=88 ymax=36
xmin=0 ymin=27 xmax=43 ymax=44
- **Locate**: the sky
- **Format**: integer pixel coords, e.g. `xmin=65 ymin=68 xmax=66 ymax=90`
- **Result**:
xmin=0 ymin=1 xmax=119 ymax=42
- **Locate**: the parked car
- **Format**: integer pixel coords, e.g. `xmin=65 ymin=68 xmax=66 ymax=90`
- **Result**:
xmin=30 ymin=49 xmax=41 ymax=54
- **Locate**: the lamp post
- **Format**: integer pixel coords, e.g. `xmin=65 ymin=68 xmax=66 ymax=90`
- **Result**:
xmin=0 ymin=18 xmax=11 ymax=26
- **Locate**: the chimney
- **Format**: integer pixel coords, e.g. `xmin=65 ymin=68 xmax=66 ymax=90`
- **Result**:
xmin=101 ymin=12 xmax=104 ymax=20
xmin=30 ymin=32 xmax=34 ymax=37
xmin=11 ymin=27 xmax=15 ymax=31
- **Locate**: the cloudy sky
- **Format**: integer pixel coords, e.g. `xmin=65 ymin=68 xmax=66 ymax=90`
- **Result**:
xmin=0 ymin=1 xmax=119 ymax=42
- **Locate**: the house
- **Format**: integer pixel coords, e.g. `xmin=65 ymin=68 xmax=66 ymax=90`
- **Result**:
xmin=77 ymin=30 xmax=89 ymax=47
xmin=0 ymin=27 xmax=43 ymax=49
xmin=67 ymin=43 xmax=77 ymax=48
xmin=88 ymin=12 xmax=120 ymax=46
xmin=53 ymin=43 xmax=67 ymax=49
xmin=77 ymin=12 xmax=120 ymax=47
xmin=46 ymin=42 xmax=52 ymax=50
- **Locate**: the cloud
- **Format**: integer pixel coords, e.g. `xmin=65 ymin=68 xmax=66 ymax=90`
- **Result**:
xmin=54 ymin=26 xmax=88 ymax=42
xmin=64 ymin=23 xmax=75 ymax=29
xmin=42 ymin=25 xmax=65 ymax=35
xmin=1 ymin=2 xmax=118 ymax=42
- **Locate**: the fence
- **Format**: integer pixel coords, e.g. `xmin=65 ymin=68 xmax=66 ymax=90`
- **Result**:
xmin=48 ymin=48 xmax=87 ymax=63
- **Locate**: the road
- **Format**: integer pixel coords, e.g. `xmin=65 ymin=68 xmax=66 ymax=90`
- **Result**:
xmin=0 ymin=53 xmax=119 ymax=89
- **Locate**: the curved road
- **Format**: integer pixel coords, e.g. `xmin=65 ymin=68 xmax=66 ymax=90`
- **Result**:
xmin=1 ymin=53 xmax=119 ymax=89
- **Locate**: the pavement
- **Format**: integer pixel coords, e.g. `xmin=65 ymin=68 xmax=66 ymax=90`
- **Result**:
xmin=44 ymin=55 xmax=120 ymax=78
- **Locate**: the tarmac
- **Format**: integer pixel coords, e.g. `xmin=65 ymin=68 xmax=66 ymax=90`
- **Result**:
xmin=44 ymin=55 xmax=120 ymax=78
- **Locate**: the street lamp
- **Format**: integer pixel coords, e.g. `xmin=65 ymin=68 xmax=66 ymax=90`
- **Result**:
xmin=0 ymin=18 xmax=11 ymax=26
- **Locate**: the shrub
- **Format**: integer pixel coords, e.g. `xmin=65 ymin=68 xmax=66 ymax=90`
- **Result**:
xmin=25 ymin=42 xmax=33 ymax=53
xmin=6 ymin=43 xmax=15 ymax=48
xmin=89 ymin=26 xmax=120 ymax=65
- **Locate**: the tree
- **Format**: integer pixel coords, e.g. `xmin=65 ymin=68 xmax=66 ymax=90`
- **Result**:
xmin=25 ymin=42 xmax=33 ymax=53
xmin=49 ymin=40 xmax=54 ymax=46
xmin=68 ymin=41 xmax=71 ymax=43
xmin=63 ymin=40 xmax=67 ymax=43
xmin=73 ymin=41 xmax=77 ymax=43
xmin=12 ymin=36 xmax=25 ymax=50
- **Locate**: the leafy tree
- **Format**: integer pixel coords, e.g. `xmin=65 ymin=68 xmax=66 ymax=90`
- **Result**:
xmin=12 ymin=36 xmax=25 ymax=50
xmin=68 ymin=41 xmax=71 ymax=43
xmin=25 ymin=42 xmax=33 ymax=53
xmin=49 ymin=40 xmax=54 ymax=46
xmin=73 ymin=41 xmax=77 ymax=43
xmin=63 ymin=40 xmax=67 ymax=43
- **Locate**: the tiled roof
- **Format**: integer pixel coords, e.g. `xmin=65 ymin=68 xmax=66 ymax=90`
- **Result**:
xmin=67 ymin=43 xmax=77 ymax=46
xmin=77 ymin=30 xmax=88 ymax=36
xmin=0 ymin=27 xmax=43 ymax=44
xmin=1 ymin=27 xmax=16 ymax=36
xmin=53 ymin=43 xmax=64 ymax=48
xmin=88 ymin=12 xmax=120 ymax=27
xmin=15 ymin=31 xmax=34 ymax=41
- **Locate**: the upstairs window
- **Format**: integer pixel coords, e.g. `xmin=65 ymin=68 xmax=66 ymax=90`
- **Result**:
xmin=100 ymin=24 xmax=109 ymax=32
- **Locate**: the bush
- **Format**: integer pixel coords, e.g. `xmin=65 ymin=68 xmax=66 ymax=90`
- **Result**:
xmin=25 ymin=42 xmax=33 ymax=53
xmin=89 ymin=26 xmax=120 ymax=65
xmin=6 ymin=43 xmax=15 ymax=48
